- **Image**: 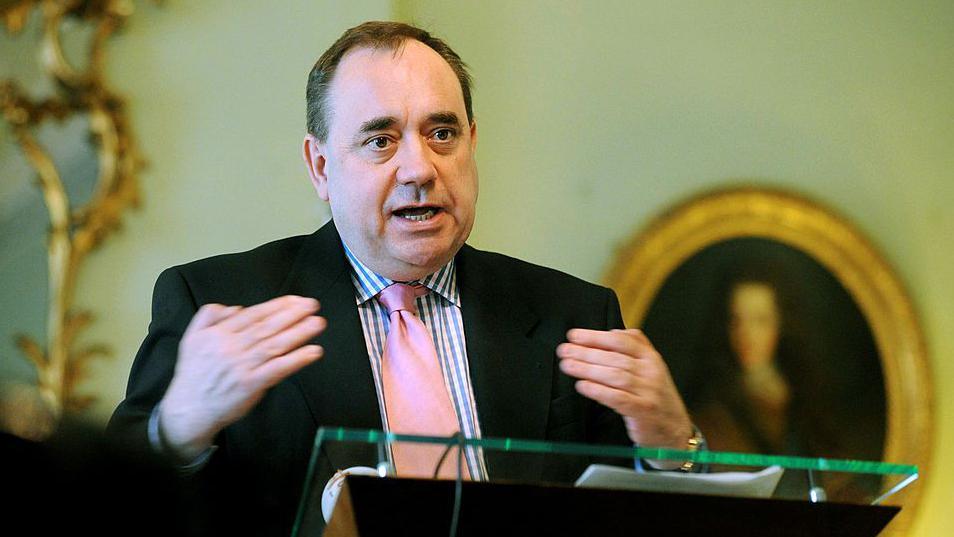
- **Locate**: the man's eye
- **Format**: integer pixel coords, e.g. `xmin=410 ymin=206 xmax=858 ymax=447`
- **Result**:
xmin=367 ymin=136 xmax=392 ymax=150
xmin=432 ymin=128 xmax=456 ymax=141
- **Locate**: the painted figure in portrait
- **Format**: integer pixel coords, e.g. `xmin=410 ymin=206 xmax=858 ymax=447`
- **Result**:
xmin=641 ymin=238 xmax=887 ymax=465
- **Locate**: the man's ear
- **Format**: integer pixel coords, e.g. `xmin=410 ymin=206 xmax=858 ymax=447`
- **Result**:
xmin=302 ymin=134 xmax=330 ymax=201
xmin=469 ymin=120 xmax=478 ymax=152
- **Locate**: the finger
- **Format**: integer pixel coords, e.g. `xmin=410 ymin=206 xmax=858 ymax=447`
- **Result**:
xmin=218 ymin=295 xmax=319 ymax=332
xmin=559 ymin=357 xmax=646 ymax=394
xmin=613 ymin=328 xmax=651 ymax=346
xmin=237 ymin=299 xmax=325 ymax=349
xmin=566 ymin=328 xmax=653 ymax=357
xmin=573 ymin=380 xmax=649 ymax=416
xmin=246 ymin=315 xmax=327 ymax=363
xmin=251 ymin=344 xmax=324 ymax=389
xmin=556 ymin=343 xmax=637 ymax=371
xmin=186 ymin=304 xmax=241 ymax=334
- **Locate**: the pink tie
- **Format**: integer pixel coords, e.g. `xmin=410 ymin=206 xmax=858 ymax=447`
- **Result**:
xmin=377 ymin=283 xmax=469 ymax=479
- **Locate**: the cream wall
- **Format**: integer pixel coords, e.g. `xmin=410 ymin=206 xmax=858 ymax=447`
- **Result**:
xmin=2 ymin=0 xmax=951 ymax=534
xmin=400 ymin=1 xmax=953 ymax=535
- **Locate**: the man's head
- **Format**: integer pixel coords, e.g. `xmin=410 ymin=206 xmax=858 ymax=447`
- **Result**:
xmin=302 ymin=22 xmax=478 ymax=281
xmin=305 ymin=22 xmax=473 ymax=143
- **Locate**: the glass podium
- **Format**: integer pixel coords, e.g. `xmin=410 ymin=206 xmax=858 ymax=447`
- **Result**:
xmin=292 ymin=428 xmax=918 ymax=536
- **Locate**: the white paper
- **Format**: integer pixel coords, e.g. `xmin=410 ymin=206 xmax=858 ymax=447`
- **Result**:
xmin=574 ymin=464 xmax=784 ymax=499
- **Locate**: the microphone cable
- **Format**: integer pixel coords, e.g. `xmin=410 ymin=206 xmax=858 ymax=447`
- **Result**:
xmin=433 ymin=433 xmax=465 ymax=537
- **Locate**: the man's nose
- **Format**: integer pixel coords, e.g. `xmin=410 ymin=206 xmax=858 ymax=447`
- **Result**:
xmin=395 ymin=136 xmax=437 ymax=186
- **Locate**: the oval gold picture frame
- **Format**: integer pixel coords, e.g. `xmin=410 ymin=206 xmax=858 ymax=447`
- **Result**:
xmin=605 ymin=186 xmax=932 ymax=532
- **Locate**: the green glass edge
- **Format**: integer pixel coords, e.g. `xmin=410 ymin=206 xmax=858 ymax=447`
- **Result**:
xmin=291 ymin=424 xmax=327 ymax=537
xmin=313 ymin=427 xmax=918 ymax=476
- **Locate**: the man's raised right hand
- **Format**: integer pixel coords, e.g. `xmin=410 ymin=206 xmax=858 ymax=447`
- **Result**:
xmin=157 ymin=295 xmax=327 ymax=461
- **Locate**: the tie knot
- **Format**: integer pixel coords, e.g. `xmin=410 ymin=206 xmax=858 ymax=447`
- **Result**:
xmin=377 ymin=283 xmax=428 ymax=315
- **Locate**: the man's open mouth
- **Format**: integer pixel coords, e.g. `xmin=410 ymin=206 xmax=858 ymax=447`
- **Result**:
xmin=394 ymin=206 xmax=441 ymax=222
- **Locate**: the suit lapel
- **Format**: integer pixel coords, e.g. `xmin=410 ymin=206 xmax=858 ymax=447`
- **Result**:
xmin=457 ymin=246 xmax=552 ymax=444
xmin=282 ymin=221 xmax=382 ymax=432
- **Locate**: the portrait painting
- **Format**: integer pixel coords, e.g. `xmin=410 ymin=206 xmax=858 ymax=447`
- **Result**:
xmin=606 ymin=187 xmax=932 ymax=517
xmin=642 ymin=237 xmax=885 ymax=464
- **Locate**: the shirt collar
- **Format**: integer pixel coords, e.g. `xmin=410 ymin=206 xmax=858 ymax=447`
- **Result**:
xmin=343 ymin=245 xmax=460 ymax=307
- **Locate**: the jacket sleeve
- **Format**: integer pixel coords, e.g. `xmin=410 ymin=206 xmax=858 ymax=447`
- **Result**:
xmin=106 ymin=267 xmax=199 ymax=454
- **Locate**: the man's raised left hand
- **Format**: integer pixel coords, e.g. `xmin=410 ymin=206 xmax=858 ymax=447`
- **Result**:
xmin=556 ymin=328 xmax=693 ymax=452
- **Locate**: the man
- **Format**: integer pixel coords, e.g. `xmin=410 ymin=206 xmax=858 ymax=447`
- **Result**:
xmin=110 ymin=21 xmax=698 ymax=536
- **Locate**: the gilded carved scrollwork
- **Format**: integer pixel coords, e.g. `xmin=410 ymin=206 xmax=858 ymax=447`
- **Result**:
xmin=1 ymin=0 xmax=145 ymax=420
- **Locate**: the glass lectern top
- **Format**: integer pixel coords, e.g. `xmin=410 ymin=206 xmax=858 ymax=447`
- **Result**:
xmin=292 ymin=428 xmax=918 ymax=536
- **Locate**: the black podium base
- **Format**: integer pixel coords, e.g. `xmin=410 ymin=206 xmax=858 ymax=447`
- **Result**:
xmin=323 ymin=475 xmax=899 ymax=537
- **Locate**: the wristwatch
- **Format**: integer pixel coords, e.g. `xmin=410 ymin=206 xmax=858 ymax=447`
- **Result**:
xmin=678 ymin=425 xmax=706 ymax=472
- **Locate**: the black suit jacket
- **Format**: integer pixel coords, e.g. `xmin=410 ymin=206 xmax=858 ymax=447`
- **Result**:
xmin=109 ymin=221 xmax=630 ymax=536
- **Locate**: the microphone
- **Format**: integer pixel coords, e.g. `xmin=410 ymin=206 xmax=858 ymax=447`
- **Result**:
xmin=321 ymin=466 xmax=380 ymax=523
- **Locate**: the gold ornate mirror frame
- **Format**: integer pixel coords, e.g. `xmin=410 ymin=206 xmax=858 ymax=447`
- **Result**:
xmin=1 ymin=0 xmax=145 ymax=426
xmin=605 ymin=186 xmax=932 ymax=533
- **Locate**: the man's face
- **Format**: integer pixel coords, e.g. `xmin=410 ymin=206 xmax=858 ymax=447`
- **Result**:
xmin=303 ymin=40 xmax=478 ymax=281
